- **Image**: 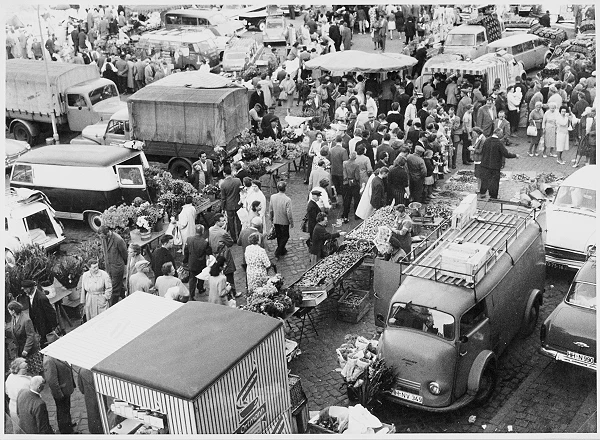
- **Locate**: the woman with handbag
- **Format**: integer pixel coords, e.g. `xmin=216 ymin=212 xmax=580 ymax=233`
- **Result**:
xmin=245 ymin=233 xmax=273 ymax=292
xmin=7 ymin=301 xmax=43 ymax=376
xmin=527 ymin=101 xmax=544 ymax=157
xmin=555 ymin=106 xmax=579 ymax=165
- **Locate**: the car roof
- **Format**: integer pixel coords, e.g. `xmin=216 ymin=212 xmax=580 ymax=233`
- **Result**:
xmin=390 ymin=276 xmax=477 ymax=317
xmin=15 ymin=144 xmax=140 ymax=168
xmin=488 ymin=33 xmax=541 ymax=48
xmin=166 ymin=8 xmax=222 ymax=18
xmin=559 ymin=165 xmax=597 ymax=190
xmin=140 ymin=28 xmax=216 ymax=43
xmin=448 ymin=24 xmax=485 ymax=34
xmin=5 ymin=139 xmax=30 ymax=156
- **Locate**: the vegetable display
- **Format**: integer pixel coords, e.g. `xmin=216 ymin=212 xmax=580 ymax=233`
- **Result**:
xmin=346 ymin=206 xmax=396 ymax=242
xmin=296 ymin=249 xmax=365 ymax=287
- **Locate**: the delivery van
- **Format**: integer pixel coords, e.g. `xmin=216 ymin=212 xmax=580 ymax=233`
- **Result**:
xmin=374 ymin=204 xmax=545 ymax=411
xmin=136 ymin=29 xmax=220 ymax=71
xmin=10 ymin=143 xmax=149 ymax=232
xmin=487 ymin=34 xmax=552 ymax=71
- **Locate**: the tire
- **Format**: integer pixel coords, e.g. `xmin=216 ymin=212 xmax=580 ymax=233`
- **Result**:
xmin=13 ymin=122 xmax=35 ymax=146
xmin=520 ymin=301 xmax=540 ymax=337
xmin=168 ymin=158 xmax=192 ymax=180
xmin=258 ymin=20 xmax=266 ymax=32
xmin=87 ymin=212 xmax=103 ymax=232
xmin=474 ymin=365 xmax=497 ymax=403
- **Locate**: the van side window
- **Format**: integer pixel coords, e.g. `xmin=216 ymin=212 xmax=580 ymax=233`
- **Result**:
xmin=476 ymin=32 xmax=485 ymax=44
xmin=198 ymin=18 xmax=209 ymax=26
xmin=107 ymin=120 xmax=127 ymax=135
xmin=521 ymin=41 xmax=534 ymax=51
xmin=117 ymin=167 xmax=144 ymax=186
xmin=166 ymin=15 xmax=181 ymax=25
xmin=513 ymin=43 xmax=525 ymax=55
xmin=25 ymin=210 xmax=55 ymax=239
xmin=68 ymin=94 xmax=86 ymax=108
xmin=182 ymin=16 xmax=198 ymax=26
xmin=12 ymin=164 xmax=33 ymax=183
xmin=460 ymin=301 xmax=487 ymax=336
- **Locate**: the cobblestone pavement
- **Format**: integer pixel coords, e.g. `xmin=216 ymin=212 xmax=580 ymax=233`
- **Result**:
xmin=5 ymin=21 xmax=596 ymax=436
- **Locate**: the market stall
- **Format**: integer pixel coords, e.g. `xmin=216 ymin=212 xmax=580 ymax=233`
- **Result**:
xmin=304 ymin=50 xmax=418 ymax=74
xmin=41 ymin=293 xmax=294 ymax=434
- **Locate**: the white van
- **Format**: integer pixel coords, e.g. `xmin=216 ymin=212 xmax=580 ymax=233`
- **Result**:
xmin=487 ymin=34 xmax=552 ymax=71
xmin=5 ymin=188 xmax=65 ymax=260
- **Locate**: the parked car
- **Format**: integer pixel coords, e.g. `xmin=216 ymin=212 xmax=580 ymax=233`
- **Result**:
xmin=5 ymin=187 xmax=66 ymax=256
xmin=9 ymin=143 xmax=149 ymax=232
xmin=164 ymin=9 xmax=246 ymax=36
xmin=5 ymin=139 xmax=30 ymax=171
xmin=220 ymin=5 xmax=284 ymax=31
xmin=486 ymin=34 xmax=553 ymax=70
xmin=263 ymin=15 xmax=286 ymax=45
xmin=222 ymin=38 xmax=263 ymax=72
xmin=540 ymin=249 xmax=596 ymax=371
xmin=539 ymin=165 xmax=596 ymax=271
xmin=204 ymin=27 xmax=235 ymax=61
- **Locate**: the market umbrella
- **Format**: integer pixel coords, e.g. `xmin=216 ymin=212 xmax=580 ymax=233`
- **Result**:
xmin=304 ymin=50 xmax=417 ymax=73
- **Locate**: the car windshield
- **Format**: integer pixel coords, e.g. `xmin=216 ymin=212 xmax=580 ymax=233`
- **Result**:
xmin=554 ymin=186 xmax=596 ymax=211
xmin=446 ymin=34 xmax=475 ymax=46
xmin=566 ymin=282 xmax=596 ymax=309
xmin=388 ymin=302 xmax=455 ymax=340
xmin=89 ymin=84 xmax=118 ymax=105
xmin=267 ymin=20 xmax=283 ymax=29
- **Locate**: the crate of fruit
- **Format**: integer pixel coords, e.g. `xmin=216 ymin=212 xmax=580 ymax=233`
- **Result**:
xmin=337 ymin=289 xmax=371 ymax=323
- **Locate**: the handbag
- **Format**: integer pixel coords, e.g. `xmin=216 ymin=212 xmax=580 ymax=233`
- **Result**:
xmin=300 ymin=213 xmax=309 ymax=233
xmin=527 ymin=122 xmax=538 ymax=137
xmin=266 ymin=225 xmax=277 ymax=240
xmin=177 ymin=265 xmax=190 ymax=283
xmin=330 ymin=86 xmax=341 ymax=101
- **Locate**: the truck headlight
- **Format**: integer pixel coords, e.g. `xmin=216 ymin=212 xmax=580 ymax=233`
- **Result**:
xmin=429 ymin=382 xmax=441 ymax=395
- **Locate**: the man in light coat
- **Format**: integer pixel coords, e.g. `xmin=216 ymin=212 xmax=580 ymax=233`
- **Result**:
xmin=269 ymin=181 xmax=294 ymax=258
xmin=174 ymin=195 xmax=197 ymax=251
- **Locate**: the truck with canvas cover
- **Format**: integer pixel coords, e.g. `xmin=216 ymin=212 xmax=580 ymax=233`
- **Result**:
xmin=373 ymin=202 xmax=545 ymax=411
xmin=75 ymin=72 xmax=249 ymax=178
xmin=5 ymin=59 xmax=125 ymax=145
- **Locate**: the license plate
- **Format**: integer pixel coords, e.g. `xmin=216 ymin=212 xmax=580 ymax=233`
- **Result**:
xmin=390 ymin=388 xmax=423 ymax=404
xmin=566 ymin=351 xmax=595 ymax=364
xmin=547 ymin=261 xmax=568 ymax=270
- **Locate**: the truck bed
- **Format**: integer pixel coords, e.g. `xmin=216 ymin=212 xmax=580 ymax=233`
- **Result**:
xmin=6 ymin=60 xmax=99 ymax=117
xmin=404 ymin=210 xmax=532 ymax=288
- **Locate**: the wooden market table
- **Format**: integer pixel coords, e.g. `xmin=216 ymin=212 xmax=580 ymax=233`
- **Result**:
xmin=265 ymin=160 xmax=290 ymax=195
xmin=130 ymin=226 xmax=168 ymax=259
xmin=48 ymin=280 xmax=79 ymax=332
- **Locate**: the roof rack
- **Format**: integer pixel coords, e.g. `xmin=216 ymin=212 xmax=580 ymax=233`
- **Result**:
xmin=400 ymin=207 xmax=538 ymax=300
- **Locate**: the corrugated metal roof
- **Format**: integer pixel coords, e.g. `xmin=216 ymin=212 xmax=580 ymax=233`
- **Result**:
xmin=41 ymin=293 xmax=183 ymax=369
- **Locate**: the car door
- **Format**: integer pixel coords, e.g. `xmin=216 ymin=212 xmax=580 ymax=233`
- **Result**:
xmin=520 ymin=40 xmax=536 ymax=70
xmin=67 ymin=93 xmax=95 ymax=131
xmin=475 ymin=31 xmax=486 ymax=58
xmin=373 ymin=259 xmax=403 ymax=328
xmin=454 ymin=301 xmax=491 ymax=398
xmin=115 ymin=165 xmax=148 ymax=204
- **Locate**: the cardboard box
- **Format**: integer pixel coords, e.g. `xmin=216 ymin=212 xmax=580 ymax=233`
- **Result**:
xmin=440 ymin=243 xmax=491 ymax=284
xmin=451 ymin=204 xmax=473 ymax=230
xmin=301 ymin=291 xmax=327 ymax=307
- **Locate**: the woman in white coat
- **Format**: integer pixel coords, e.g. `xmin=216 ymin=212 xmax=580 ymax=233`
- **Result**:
xmin=355 ymin=173 xmax=376 ymax=220
xmin=175 ymin=195 xmax=197 ymax=249
xmin=555 ymin=106 xmax=578 ymax=165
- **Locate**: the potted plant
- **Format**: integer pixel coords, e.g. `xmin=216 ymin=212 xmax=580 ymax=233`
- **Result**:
xmin=201 ymin=184 xmax=221 ymax=201
xmin=135 ymin=201 xmax=164 ymax=239
xmin=75 ymin=239 xmax=105 ymax=270
xmin=52 ymin=255 xmax=86 ymax=289
xmin=155 ymin=172 xmax=207 ymax=217
xmin=5 ymin=244 xmax=54 ymax=299
xmin=144 ymin=165 xmax=167 ymax=202
xmin=101 ymin=203 xmax=138 ymax=242
xmin=246 ymin=159 xmax=268 ymax=179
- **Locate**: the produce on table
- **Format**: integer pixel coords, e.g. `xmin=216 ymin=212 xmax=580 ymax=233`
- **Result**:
xmin=456 ymin=170 xmax=475 ymax=176
xmin=512 ymin=172 xmax=533 ymax=183
xmin=296 ymin=249 xmax=364 ymax=287
xmin=441 ymin=181 xmax=477 ymax=193
xmin=425 ymin=203 xmax=456 ymax=219
xmin=536 ymin=172 xmax=563 ymax=184
xmin=451 ymin=174 xmax=478 ymax=184
xmin=346 ymin=206 xmax=396 ymax=242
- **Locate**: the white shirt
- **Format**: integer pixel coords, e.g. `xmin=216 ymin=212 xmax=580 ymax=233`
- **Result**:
xmin=349 ymin=136 xmax=361 ymax=156
xmin=199 ymin=63 xmax=211 ymax=74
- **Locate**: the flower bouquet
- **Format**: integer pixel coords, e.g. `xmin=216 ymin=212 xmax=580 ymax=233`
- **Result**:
xmin=240 ymin=143 xmax=263 ymax=161
xmin=241 ymin=273 xmax=296 ymax=319
xmin=135 ymin=202 xmax=164 ymax=237
xmin=246 ymin=159 xmax=268 ymax=178
xmin=257 ymin=138 xmax=285 ymax=159
xmin=284 ymin=142 xmax=303 ymax=161
xmin=236 ymin=128 xmax=256 ymax=148
xmin=281 ymin=126 xmax=304 ymax=143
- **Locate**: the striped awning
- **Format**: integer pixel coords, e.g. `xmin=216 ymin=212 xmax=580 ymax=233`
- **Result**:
xmin=41 ymin=293 xmax=183 ymax=370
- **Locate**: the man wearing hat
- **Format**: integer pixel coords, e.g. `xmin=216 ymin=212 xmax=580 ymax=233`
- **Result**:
xmin=128 ymin=260 xmax=153 ymax=294
xmin=43 ymin=337 xmax=76 ymax=434
xmin=305 ymin=190 xmax=323 ymax=247
xmin=97 ymin=225 xmax=128 ymax=306
xmin=17 ymin=280 xmax=57 ymax=349
xmin=407 ymin=146 xmax=427 ymax=204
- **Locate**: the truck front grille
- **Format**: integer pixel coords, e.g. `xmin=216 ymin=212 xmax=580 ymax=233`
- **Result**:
xmin=395 ymin=377 xmax=421 ymax=393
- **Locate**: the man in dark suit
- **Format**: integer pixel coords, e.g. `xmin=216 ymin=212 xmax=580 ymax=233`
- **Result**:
xmin=305 ymin=190 xmax=322 ymax=247
xmin=183 ymin=225 xmax=212 ymax=300
xmin=479 ymin=128 xmax=519 ymax=199
xmin=370 ymin=167 xmax=389 ymax=210
xmin=493 ymin=110 xmax=512 ymax=145
xmin=43 ymin=334 xmax=76 ymax=434
xmin=328 ymin=20 xmax=342 ymax=51
xmin=220 ymin=164 xmax=242 ymax=241
xmin=249 ymin=84 xmax=265 ymax=110
xmin=17 ymin=280 xmax=57 ymax=348
xmin=151 ymin=235 xmax=176 ymax=279
xmin=476 ymin=97 xmax=497 ymax=137
xmin=16 ymin=376 xmax=54 ymax=434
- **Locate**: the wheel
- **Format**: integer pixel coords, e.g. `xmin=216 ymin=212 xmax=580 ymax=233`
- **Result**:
xmin=87 ymin=212 xmax=103 ymax=232
xmin=258 ymin=20 xmax=266 ymax=32
xmin=474 ymin=365 xmax=497 ymax=403
xmin=13 ymin=122 xmax=35 ymax=146
xmin=168 ymin=158 xmax=192 ymax=180
xmin=520 ymin=301 xmax=540 ymax=337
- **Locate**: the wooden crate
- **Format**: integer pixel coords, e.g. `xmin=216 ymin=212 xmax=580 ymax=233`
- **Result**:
xmin=337 ymin=289 xmax=371 ymax=323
